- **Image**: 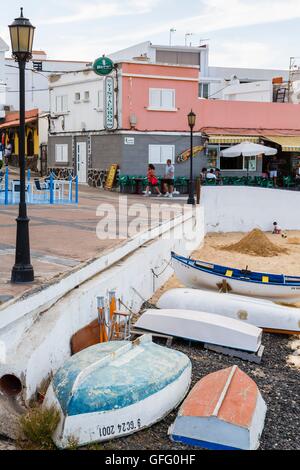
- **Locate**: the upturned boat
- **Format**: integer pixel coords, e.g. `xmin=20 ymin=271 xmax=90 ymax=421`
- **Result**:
xmin=44 ymin=335 xmax=191 ymax=448
xmin=169 ymin=365 xmax=267 ymax=450
xmin=158 ymin=288 xmax=300 ymax=335
xmin=171 ymin=252 xmax=300 ymax=303
xmin=135 ymin=309 xmax=262 ymax=352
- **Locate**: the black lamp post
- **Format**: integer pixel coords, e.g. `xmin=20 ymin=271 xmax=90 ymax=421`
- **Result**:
xmin=9 ymin=8 xmax=35 ymax=283
xmin=187 ymin=110 xmax=196 ymax=205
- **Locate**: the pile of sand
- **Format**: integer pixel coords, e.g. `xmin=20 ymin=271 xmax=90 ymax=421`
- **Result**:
xmin=288 ymin=237 xmax=300 ymax=245
xmin=221 ymin=228 xmax=288 ymax=257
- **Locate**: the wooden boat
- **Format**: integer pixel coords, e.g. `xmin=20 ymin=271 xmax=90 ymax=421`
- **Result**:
xmin=157 ymin=288 xmax=300 ymax=335
xmin=169 ymin=365 xmax=267 ymax=450
xmin=44 ymin=335 xmax=191 ymax=448
xmin=171 ymin=251 xmax=300 ymax=303
xmin=135 ymin=309 xmax=262 ymax=352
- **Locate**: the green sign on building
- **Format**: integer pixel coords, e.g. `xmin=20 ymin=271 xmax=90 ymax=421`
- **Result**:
xmin=93 ymin=56 xmax=114 ymax=76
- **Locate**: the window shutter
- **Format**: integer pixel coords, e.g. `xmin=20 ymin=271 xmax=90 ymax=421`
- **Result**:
xmin=149 ymin=145 xmax=161 ymax=164
xmin=149 ymin=89 xmax=161 ymax=108
xmin=161 ymin=90 xmax=174 ymax=109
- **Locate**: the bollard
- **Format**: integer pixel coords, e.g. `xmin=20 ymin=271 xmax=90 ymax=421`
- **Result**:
xmin=75 ymin=175 xmax=79 ymax=204
xmin=50 ymin=173 xmax=54 ymax=204
xmin=5 ymin=166 xmax=9 ymax=205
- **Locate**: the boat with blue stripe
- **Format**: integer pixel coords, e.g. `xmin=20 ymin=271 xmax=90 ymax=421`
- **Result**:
xmin=44 ymin=334 xmax=191 ymax=448
xmin=171 ymin=252 xmax=300 ymax=303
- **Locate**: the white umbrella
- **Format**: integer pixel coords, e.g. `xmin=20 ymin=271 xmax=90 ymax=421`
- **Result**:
xmin=220 ymin=141 xmax=277 ymax=178
xmin=220 ymin=141 xmax=277 ymax=157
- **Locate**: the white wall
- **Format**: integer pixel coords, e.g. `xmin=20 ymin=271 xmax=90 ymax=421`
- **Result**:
xmin=0 ymin=207 xmax=204 ymax=400
xmin=222 ymin=80 xmax=273 ymax=102
xmin=5 ymin=58 xmax=90 ymax=112
xmin=202 ymin=186 xmax=300 ymax=233
xmin=0 ymin=39 xmax=9 ymax=118
xmin=49 ymin=70 xmax=105 ymax=133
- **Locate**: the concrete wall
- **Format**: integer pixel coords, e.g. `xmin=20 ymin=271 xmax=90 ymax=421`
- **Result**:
xmin=222 ymin=81 xmax=273 ymax=102
xmin=0 ymin=207 xmax=204 ymax=400
xmin=202 ymin=186 xmax=300 ymax=233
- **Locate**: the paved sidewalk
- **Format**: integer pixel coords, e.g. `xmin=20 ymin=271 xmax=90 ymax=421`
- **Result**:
xmin=0 ymin=185 xmax=185 ymax=304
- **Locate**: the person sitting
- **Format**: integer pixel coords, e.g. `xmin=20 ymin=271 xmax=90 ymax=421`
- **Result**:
xmin=272 ymin=221 xmax=282 ymax=235
xmin=206 ymin=169 xmax=217 ymax=180
xmin=200 ymin=167 xmax=207 ymax=182
xmin=144 ymin=164 xmax=162 ymax=197
xmin=215 ymin=168 xmax=222 ymax=184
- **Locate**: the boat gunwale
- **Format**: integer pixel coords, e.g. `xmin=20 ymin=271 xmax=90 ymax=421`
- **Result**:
xmin=171 ymin=253 xmax=300 ymax=288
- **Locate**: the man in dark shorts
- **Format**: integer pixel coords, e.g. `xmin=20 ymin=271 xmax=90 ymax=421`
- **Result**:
xmin=163 ymin=159 xmax=175 ymax=198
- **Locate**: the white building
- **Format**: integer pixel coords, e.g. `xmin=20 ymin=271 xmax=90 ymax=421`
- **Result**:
xmin=49 ymin=68 xmax=105 ymax=135
xmin=5 ymin=50 xmax=91 ymax=112
xmin=221 ymin=80 xmax=274 ymax=102
xmin=110 ymin=41 xmax=289 ymax=101
xmin=0 ymin=37 xmax=9 ymax=119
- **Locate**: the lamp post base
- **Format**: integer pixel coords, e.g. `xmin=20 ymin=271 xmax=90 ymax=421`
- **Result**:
xmin=11 ymin=212 xmax=34 ymax=284
xmin=187 ymin=180 xmax=196 ymax=205
xmin=11 ymin=263 xmax=34 ymax=284
xmin=187 ymin=196 xmax=196 ymax=205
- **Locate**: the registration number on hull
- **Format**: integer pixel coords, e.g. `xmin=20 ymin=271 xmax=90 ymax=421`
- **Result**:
xmin=98 ymin=419 xmax=142 ymax=438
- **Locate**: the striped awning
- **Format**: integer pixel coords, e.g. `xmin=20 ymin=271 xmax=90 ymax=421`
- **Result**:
xmin=263 ymin=136 xmax=300 ymax=152
xmin=208 ymin=135 xmax=260 ymax=144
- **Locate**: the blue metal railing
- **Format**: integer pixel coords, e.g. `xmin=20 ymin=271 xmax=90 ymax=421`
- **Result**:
xmin=0 ymin=168 xmax=79 ymax=206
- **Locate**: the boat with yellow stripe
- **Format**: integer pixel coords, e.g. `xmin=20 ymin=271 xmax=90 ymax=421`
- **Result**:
xmin=171 ymin=252 xmax=300 ymax=303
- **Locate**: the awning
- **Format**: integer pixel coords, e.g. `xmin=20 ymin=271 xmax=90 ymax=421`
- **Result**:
xmin=0 ymin=117 xmax=37 ymax=130
xmin=263 ymin=136 xmax=300 ymax=152
xmin=208 ymin=135 xmax=260 ymax=144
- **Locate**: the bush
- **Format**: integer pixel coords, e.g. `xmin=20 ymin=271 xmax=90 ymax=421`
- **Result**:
xmin=18 ymin=405 xmax=60 ymax=450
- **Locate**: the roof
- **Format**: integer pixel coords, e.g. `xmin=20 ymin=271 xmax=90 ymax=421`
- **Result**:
xmin=202 ymin=127 xmax=300 ymax=137
xmin=180 ymin=366 xmax=258 ymax=429
xmin=0 ymin=109 xmax=39 ymax=129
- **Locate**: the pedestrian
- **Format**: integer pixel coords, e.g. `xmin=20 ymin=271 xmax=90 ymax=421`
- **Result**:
xmin=268 ymin=156 xmax=279 ymax=187
xmin=206 ymin=169 xmax=217 ymax=180
xmin=144 ymin=164 xmax=162 ymax=197
xmin=272 ymin=221 xmax=282 ymax=235
xmin=163 ymin=159 xmax=175 ymax=198
xmin=4 ymin=141 xmax=12 ymax=166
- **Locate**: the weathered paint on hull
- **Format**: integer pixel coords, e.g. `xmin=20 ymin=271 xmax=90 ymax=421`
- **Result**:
xmin=172 ymin=257 xmax=300 ymax=303
xmin=169 ymin=366 xmax=267 ymax=451
xmin=46 ymin=365 xmax=191 ymax=448
xmin=157 ymin=288 xmax=300 ymax=334
xmin=44 ymin=335 xmax=192 ymax=448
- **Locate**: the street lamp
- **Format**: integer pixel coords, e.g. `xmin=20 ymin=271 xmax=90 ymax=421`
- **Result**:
xmin=187 ymin=110 xmax=196 ymax=205
xmin=9 ymin=8 xmax=35 ymax=283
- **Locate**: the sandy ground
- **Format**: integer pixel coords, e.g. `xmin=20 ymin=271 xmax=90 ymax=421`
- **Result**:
xmin=152 ymin=230 xmax=300 ymax=308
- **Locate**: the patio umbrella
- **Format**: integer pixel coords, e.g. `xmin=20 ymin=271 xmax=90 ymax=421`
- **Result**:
xmin=220 ymin=141 xmax=277 ymax=178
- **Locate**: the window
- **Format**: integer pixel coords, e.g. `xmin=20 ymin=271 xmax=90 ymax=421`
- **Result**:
xmin=149 ymin=145 xmax=175 ymax=164
xmin=84 ymin=91 xmax=90 ymax=101
xmin=149 ymin=88 xmax=176 ymax=110
xmin=75 ymin=92 xmax=81 ymax=102
xmin=33 ymin=61 xmax=42 ymax=71
xmin=199 ymin=83 xmax=209 ymax=99
xmin=220 ymin=151 xmax=257 ymax=171
xmin=55 ymin=144 xmax=68 ymax=163
xmin=55 ymin=95 xmax=68 ymax=113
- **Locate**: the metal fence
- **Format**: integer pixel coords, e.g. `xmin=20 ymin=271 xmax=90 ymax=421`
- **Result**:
xmin=0 ymin=167 xmax=79 ymax=206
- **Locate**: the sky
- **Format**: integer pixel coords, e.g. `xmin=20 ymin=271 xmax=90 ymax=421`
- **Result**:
xmin=1 ymin=0 xmax=300 ymax=69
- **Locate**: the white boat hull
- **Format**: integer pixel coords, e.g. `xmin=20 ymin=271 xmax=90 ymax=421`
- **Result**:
xmin=172 ymin=256 xmax=300 ymax=303
xmin=45 ymin=366 xmax=191 ymax=448
xmin=157 ymin=288 xmax=300 ymax=334
xmin=136 ymin=309 xmax=262 ymax=352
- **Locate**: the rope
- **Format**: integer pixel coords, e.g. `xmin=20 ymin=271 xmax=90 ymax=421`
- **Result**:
xmin=151 ymin=258 xmax=172 ymax=279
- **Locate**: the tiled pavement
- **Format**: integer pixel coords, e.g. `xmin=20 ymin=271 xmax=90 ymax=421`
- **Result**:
xmin=0 ymin=185 xmax=184 ymax=304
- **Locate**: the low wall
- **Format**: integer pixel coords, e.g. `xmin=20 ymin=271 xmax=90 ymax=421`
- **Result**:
xmin=0 ymin=207 xmax=204 ymax=401
xmin=201 ymin=186 xmax=300 ymax=233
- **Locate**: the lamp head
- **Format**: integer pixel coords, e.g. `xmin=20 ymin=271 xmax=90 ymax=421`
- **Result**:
xmin=188 ymin=110 xmax=196 ymax=129
xmin=9 ymin=8 xmax=35 ymax=62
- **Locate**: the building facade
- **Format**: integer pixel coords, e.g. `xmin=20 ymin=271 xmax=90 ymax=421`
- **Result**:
xmin=0 ymin=37 xmax=9 ymax=120
xmin=47 ymin=61 xmax=206 ymax=184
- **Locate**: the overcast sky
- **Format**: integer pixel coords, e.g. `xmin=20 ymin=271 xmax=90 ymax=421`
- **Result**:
xmin=1 ymin=0 xmax=300 ymax=69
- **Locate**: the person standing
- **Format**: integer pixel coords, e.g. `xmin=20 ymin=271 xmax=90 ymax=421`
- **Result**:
xmin=163 ymin=159 xmax=175 ymax=198
xmin=4 ymin=141 xmax=12 ymax=166
xmin=268 ymin=156 xmax=279 ymax=187
xmin=144 ymin=164 xmax=162 ymax=197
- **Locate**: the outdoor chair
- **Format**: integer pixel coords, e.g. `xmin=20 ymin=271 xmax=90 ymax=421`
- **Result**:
xmin=283 ymin=176 xmax=296 ymax=189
